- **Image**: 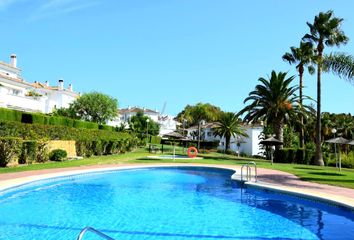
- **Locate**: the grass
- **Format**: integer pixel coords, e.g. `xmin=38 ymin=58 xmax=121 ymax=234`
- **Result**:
xmin=1 ymin=147 xmax=354 ymax=189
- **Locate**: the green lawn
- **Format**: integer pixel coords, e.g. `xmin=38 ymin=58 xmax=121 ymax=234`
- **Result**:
xmin=1 ymin=147 xmax=354 ymax=189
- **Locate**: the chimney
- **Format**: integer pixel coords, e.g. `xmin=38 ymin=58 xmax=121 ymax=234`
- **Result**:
xmin=44 ymin=81 xmax=49 ymax=87
xmin=58 ymin=79 xmax=64 ymax=90
xmin=68 ymin=84 xmax=73 ymax=91
xmin=10 ymin=54 xmax=17 ymax=68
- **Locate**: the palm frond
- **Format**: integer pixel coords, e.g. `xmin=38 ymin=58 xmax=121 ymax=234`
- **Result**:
xmin=323 ymin=52 xmax=354 ymax=84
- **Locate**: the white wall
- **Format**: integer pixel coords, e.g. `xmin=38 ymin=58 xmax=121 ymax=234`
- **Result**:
xmin=213 ymin=126 xmax=264 ymax=156
xmin=0 ymin=86 xmax=46 ymax=112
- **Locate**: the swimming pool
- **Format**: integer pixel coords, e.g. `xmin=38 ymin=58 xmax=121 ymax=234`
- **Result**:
xmin=0 ymin=167 xmax=353 ymax=240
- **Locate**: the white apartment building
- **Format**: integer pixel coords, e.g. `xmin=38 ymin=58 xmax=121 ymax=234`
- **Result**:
xmin=186 ymin=122 xmax=264 ymax=156
xmin=0 ymin=54 xmax=79 ymax=113
xmin=107 ymin=106 xmax=179 ymax=136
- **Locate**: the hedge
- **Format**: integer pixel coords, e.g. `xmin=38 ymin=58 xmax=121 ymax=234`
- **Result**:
xmin=0 ymin=107 xmax=103 ymax=130
xmin=0 ymin=121 xmax=136 ymax=141
xmin=19 ymin=140 xmax=37 ymax=164
xmin=0 ymin=137 xmax=22 ymax=167
xmin=0 ymin=108 xmax=22 ymax=122
xmin=274 ymin=148 xmax=314 ymax=164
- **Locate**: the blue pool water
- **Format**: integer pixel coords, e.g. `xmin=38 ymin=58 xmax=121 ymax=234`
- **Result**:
xmin=0 ymin=167 xmax=353 ymax=240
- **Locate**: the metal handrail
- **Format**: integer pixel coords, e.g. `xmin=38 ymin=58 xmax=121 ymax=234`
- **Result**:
xmin=77 ymin=227 xmax=115 ymax=240
xmin=240 ymin=161 xmax=257 ymax=182
xmin=247 ymin=161 xmax=257 ymax=182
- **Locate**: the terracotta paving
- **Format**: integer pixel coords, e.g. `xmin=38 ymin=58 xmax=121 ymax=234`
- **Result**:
xmin=0 ymin=163 xmax=353 ymax=200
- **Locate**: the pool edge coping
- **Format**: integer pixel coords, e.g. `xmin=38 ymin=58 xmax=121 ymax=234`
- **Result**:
xmin=0 ymin=164 xmax=353 ymax=210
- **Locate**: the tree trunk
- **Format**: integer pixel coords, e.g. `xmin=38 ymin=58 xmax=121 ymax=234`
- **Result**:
xmin=225 ymin=135 xmax=230 ymax=152
xmin=315 ymin=45 xmax=325 ymax=166
xmin=273 ymin=120 xmax=284 ymax=150
xmin=299 ymin=65 xmax=305 ymax=148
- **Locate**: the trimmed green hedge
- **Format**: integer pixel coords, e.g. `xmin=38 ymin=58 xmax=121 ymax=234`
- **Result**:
xmin=0 ymin=108 xmax=22 ymax=122
xmin=0 ymin=107 xmax=118 ymax=131
xmin=274 ymin=148 xmax=314 ymax=164
xmin=0 ymin=121 xmax=135 ymax=141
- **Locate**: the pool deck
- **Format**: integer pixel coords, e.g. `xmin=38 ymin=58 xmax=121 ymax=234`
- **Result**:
xmin=0 ymin=163 xmax=353 ymax=209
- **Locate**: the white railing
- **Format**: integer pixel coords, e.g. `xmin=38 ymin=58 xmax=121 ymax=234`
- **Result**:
xmin=241 ymin=161 xmax=257 ymax=182
xmin=77 ymin=227 xmax=115 ymax=240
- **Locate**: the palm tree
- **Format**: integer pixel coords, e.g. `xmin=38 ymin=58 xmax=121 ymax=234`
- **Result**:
xmin=324 ymin=52 xmax=354 ymax=84
xmin=303 ymin=10 xmax=349 ymax=166
xmin=282 ymin=41 xmax=315 ymax=148
xmin=213 ymin=112 xmax=247 ymax=152
xmin=239 ymin=71 xmax=301 ymax=148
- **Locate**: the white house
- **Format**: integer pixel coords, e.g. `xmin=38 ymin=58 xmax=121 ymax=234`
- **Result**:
xmin=107 ymin=106 xmax=179 ymax=136
xmin=186 ymin=122 xmax=264 ymax=156
xmin=0 ymin=54 xmax=79 ymax=113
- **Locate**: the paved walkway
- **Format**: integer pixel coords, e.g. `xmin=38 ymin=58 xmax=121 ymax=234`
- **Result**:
xmin=0 ymin=163 xmax=353 ymax=206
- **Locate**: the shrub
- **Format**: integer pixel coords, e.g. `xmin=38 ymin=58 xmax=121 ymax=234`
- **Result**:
xmin=99 ymin=125 xmax=114 ymax=131
xmin=21 ymin=113 xmax=33 ymax=124
xmin=32 ymin=114 xmax=49 ymax=125
xmin=36 ymin=140 xmax=49 ymax=163
xmin=328 ymin=152 xmax=354 ymax=169
xmin=75 ymin=140 xmax=93 ymax=157
xmin=0 ymin=107 xmax=102 ymax=130
xmin=0 ymin=137 xmax=22 ymax=167
xmin=49 ymin=149 xmax=67 ymax=161
xmin=0 ymin=108 xmax=22 ymax=122
xmin=295 ymin=148 xmax=306 ymax=164
xmin=49 ymin=116 xmax=66 ymax=126
xmin=92 ymin=140 xmax=103 ymax=155
xmin=73 ymin=120 xmax=98 ymax=129
xmin=19 ymin=140 xmax=37 ymax=164
xmin=150 ymin=136 xmax=162 ymax=144
xmin=274 ymin=149 xmax=288 ymax=163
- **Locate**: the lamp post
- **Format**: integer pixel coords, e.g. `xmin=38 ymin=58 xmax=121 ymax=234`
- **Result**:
xmin=182 ymin=119 xmax=187 ymax=153
xmin=331 ymin=128 xmax=337 ymax=168
xmin=146 ymin=118 xmax=150 ymax=144
xmin=197 ymin=120 xmax=205 ymax=151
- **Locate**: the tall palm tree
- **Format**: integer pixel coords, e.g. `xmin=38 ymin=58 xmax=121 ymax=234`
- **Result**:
xmin=324 ymin=52 xmax=354 ymax=84
xmin=213 ymin=112 xmax=247 ymax=152
xmin=282 ymin=41 xmax=315 ymax=148
xmin=238 ymin=71 xmax=300 ymax=147
xmin=303 ymin=10 xmax=349 ymax=166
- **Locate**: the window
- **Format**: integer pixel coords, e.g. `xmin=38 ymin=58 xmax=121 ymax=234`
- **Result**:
xmin=11 ymin=89 xmax=21 ymax=96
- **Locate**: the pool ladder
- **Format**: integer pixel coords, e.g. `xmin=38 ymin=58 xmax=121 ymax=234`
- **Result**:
xmin=77 ymin=227 xmax=115 ymax=240
xmin=241 ymin=161 xmax=257 ymax=182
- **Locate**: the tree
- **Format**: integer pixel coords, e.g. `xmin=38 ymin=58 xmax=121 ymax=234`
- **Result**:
xmin=68 ymin=92 xmax=118 ymax=124
xmin=52 ymin=107 xmax=80 ymax=119
xmin=176 ymin=103 xmax=222 ymax=127
xmin=324 ymin=52 xmax=354 ymax=84
xmin=213 ymin=112 xmax=247 ymax=152
xmin=303 ymin=10 xmax=349 ymax=166
xmin=238 ymin=71 xmax=301 ymax=148
xmin=282 ymin=41 xmax=315 ymax=148
xmin=129 ymin=111 xmax=160 ymax=137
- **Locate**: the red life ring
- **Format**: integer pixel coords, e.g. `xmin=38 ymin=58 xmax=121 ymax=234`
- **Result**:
xmin=187 ymin=147 xmax=198 ymax=158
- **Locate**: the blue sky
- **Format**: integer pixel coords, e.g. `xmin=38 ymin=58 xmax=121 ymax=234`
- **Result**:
xmin=0 ymin=0 xmax=353 ymax=115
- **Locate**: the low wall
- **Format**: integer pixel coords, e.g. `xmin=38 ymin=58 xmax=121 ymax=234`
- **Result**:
xmin=47 ymin=140 xmax=77 ymax=157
